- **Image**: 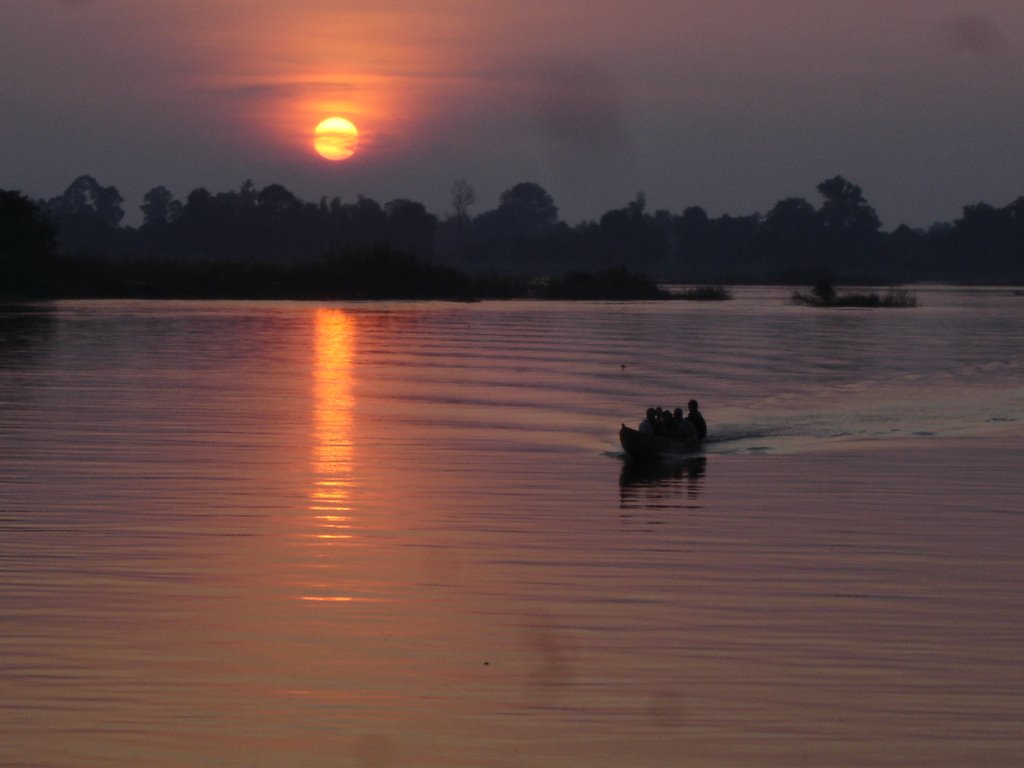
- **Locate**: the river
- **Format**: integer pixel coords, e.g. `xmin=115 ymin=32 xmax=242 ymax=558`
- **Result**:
xmin=1 ymin=286 xmax=1022 ymax=767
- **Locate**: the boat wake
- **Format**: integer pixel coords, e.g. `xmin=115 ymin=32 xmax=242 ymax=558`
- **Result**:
xmin=684 ymin=406 xmax=1022 ymax=457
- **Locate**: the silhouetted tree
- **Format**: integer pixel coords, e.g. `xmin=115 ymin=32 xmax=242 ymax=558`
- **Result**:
xmin=140 ymin=186 xmax=181 ymax=229
xmin=947 ymin=201 xmax=1023 ymax=281
xmin=449 ymin=178 xmax=477 ymax=222
xmin=882 ymin=223 xmax=930 ymax=280
xmin=47 ymin=175 xmax=126 ymax=254
xmin=173 ymin=187 xmax=219 ymax=259
xmin=1001 ymin=197 xmax=1024 ymax=280
xmin=464 ymin=182 xmax=562 ymax=273
xmin=439 ymin=178 xmax=477 ymax=264
xmin=815 ymin=176 xmax=883 ymax=277
xmin=257 ymin=183 xmax=301 ymax=218
xmin=385 ymin=199 xmax=436 ymax=260
xmin=49 ymin=175 xmax=125 ymax=229
xmin=21 ymin=172 xmax=1024 ymax=284
xmin=816 ymin=176 xmax=880 ymax=235
xmin=593 ymin=193 xmax=670 ymax=271
xmin=496 ymin=182 xmax=558 ymax=237
xmin=253 ymin=183 xmax=322 ymax=260
xmin=1 ymin=191 xmax=55 ymax=257
xmin=709 ymin=213 xmax=760 ymax=280
xmin=0 ymin=190 xmax=57 ymax=295
xmin=762 ymin=196 xmax=820 ymax=276
xmin=237 ymin=179 xmax=259 ymax=210
xmin=672 ymin=205 xmax=712 ymax=279
xmin=348 ymin=196 xmax=388 ymax=248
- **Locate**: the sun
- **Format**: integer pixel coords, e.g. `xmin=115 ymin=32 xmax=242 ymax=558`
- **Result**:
xmin=313 ymin=117 xmax=359 ymax=161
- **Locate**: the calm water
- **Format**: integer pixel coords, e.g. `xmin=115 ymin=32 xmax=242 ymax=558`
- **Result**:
xmin=1 ymin=287 xmax=1022 ymax=767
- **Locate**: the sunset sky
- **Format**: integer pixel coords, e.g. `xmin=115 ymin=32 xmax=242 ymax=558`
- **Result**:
xmin=3 ymin=0 xmax=1024 ymax=228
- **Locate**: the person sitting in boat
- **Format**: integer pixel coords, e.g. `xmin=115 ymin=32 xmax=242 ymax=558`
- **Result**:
xmin=672 ymin=407 xmax=685 ymax=432
xmin=638 ymin=407 xmax=658 ymax=434
xmin=657 ymin=407 xmax=674 ymax=435
xmin=666 ymin=407 xmax=697 ymax=440
xmin=655 ymin=407 xmax=675 ymax=437
xmin=685 ymin=399 xmax=707 ymax=440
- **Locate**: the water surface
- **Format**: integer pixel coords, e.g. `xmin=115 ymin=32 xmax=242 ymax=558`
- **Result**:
xmin=1 ymin=287 xmax=1022 ymax=767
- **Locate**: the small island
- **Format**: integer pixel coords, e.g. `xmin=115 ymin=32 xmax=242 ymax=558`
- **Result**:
xmin=791 ymin=278 xmax=918 ymax=308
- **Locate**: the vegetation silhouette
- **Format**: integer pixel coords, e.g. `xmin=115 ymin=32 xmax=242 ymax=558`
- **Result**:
xmin=4 ymin=171 xmax=1024 ymax=301
xmin=33 ymin=248 xmax=533 ymax=301
xmin=0 ymin=190 xmax=58 ymax=298
xmin=791 ymin=278 xmax=918 ymax=308
xmin=540 ymin=267 xmax=671 ymax=300
xmin=675 ymin=285 xmax=732 ymax=301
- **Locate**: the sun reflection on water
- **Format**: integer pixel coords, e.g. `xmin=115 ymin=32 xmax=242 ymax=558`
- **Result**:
xmin=306 ymin=308 xmax=356 ymax=601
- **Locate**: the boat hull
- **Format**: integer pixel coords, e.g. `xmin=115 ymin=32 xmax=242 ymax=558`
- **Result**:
xmin=619 ymin=424 xmax=700 ymax=460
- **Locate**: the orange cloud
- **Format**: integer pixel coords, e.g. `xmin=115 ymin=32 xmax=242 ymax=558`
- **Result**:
xmin=163 ymin=2 xmax=481 ymax=161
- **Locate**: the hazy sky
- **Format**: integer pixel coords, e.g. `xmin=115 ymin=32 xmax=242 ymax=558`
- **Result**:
xmin=3 ymin=0 xmax=1024 ymax=228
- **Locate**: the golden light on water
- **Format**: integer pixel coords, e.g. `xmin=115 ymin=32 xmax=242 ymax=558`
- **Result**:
xmin=307 ymin=308 xmax=357 ymax=604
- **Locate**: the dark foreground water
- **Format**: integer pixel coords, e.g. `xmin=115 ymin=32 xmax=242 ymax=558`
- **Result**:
xmin=1 ymin=287 xmax=1022 ymax=767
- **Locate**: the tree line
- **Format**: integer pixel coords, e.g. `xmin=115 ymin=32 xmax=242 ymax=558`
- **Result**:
xmin=3 ymin=174 xmax=1024 ymax=298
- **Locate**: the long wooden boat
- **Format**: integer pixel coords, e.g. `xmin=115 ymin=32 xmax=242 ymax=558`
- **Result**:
xmin=619 ymin=423 xmax=701 ymax=460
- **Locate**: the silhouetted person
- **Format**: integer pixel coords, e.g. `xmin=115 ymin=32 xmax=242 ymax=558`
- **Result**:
xmin=658 ymin=407 xmax=673 ymax=435
xmin=639 ymin=407 xmax=657 ymax=434
xmin=685 ymin=399 xmax=707 ymax=440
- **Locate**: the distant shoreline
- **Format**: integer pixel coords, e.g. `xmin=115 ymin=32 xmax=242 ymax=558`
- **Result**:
xmin=6 ymin=255 xmax=735 ymax=303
